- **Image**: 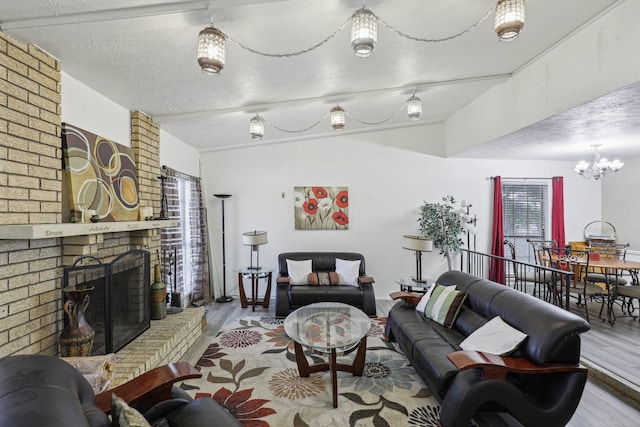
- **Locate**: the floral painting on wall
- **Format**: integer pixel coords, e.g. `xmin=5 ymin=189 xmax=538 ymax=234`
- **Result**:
xmin=294 ymin=186 xmax=349 ymax=230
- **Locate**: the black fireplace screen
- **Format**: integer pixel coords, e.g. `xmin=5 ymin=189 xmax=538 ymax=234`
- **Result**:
xmin=63 ymin=250 xmax=151 ymax=355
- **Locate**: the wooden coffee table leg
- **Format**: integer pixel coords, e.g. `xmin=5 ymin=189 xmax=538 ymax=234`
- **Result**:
xmin=293 ymin=341 xmax=310 ymax=377
xmin=330 ymin=348 xmax=338 ymax=408
xmin=352 ymin=336 xmax=367 ymax=376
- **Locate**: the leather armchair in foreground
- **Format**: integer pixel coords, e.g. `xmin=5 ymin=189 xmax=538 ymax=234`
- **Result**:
xmin=0 ymin=354 xmax=241 ymax=427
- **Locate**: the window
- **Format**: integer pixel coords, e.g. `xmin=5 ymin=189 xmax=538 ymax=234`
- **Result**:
xmin=502 ymin=181 xmax=550 ymax=264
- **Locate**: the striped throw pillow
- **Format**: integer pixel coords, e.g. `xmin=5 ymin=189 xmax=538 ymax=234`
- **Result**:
xmin=423 ymin=284 xmax=466 ymax=328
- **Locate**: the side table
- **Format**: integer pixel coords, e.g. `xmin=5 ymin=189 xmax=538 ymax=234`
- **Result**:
xmin=236 ymin=269 xmax=273 ymax=311
xmin=395 ymin=277 xmax=434 ymax=293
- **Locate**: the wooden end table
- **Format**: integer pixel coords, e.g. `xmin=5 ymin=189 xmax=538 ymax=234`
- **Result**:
xmin=236 ymin=269 xmax=272 ymax=312
xmin=284 ymin=302 xmax=370 ymax=408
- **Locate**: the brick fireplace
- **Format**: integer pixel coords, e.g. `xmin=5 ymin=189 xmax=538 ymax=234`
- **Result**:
xmin=0 ymin=33 xmax=170 ymax=359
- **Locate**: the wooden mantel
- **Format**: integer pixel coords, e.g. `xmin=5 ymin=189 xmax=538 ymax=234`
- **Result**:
xmin=0 ymin=220 xmax=178 ymax=240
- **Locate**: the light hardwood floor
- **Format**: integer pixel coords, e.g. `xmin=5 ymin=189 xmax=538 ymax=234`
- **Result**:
xmin=180 ymin=297 xmax=640 ymax=427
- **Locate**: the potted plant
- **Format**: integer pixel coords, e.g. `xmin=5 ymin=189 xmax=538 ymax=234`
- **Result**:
xmin=418 ymin=196 xmax=468 ymax=270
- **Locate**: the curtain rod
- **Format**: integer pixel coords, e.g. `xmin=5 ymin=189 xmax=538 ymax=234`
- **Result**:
xmin=488 ymin=176 xmax=557 ymax=181
xmin=162 ymin=165 xmax=199 ymax=181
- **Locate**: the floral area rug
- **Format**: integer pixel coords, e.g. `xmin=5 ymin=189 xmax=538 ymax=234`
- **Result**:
xmin=179 ymin=315 xmax=447 ymax=427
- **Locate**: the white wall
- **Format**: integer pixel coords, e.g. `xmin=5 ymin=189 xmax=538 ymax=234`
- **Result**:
xmin=602 ymin=155 xmax=640 ymax=248
xmin=160 ymin=129 xmax=200 ymax=177
xmin=61 ymin=71 xmax=131 ymax=146
xmin=201 ymin=124 xmax=599 ymax=302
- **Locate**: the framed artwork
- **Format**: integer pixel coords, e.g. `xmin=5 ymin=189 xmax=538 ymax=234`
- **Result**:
xmin=62 ymin=123 xmax=140 ymax=222
xmin=294 ymin=186 xmax=349 ymax=230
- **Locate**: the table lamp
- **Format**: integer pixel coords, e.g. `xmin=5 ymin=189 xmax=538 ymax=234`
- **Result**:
xmin=403 ymin=235 xmax=433 ymax=283
xmin=243 ymin=230 xmax=268 ymax=270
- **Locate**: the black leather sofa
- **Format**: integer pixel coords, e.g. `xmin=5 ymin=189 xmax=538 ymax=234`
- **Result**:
xmin=0 ymin=354 xmax=242 ymax=427
xmin=385 ymin=270 xmax=591 ymax=427
xmin=275 ymin=252 xmax=376 ymax=317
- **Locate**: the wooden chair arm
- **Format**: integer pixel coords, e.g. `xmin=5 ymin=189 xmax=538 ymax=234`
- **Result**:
xmin=276 ymin=276 xmax=290 ymax=285
xmin=447 ymin=350 xmax=587 ymax=381
xmin=389 ymin=291 xmax=422 ymax=307
xmin=358 ymin=275 xmax=375 ymax=285
xmin=95 ymin=362 xmax=201 ymax=414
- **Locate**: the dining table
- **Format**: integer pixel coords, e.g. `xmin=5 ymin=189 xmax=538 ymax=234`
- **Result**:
xmin=542 ymin=251 xmax=640 ymax=325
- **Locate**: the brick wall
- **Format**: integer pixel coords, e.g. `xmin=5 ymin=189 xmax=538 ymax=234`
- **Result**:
xmin=0 ymin=33 xmax=163 ymax=358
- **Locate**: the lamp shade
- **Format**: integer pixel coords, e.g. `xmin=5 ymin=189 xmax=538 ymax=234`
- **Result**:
xmin=243 ymin=230 xmax=268 ymax=246
xmin=494 ymin=0 xmax=525 ymax=41
xmin=407 ymin=95 xmax=422 ymax=120
xmin=403 ymin=235 xmax=433 ymax=252
xmin=197 ymin=26 xmax=226 ymax=74
xmin=351 ymin=7 xmax=377 ymax=57
xmin=330 ymin=105 xmax=346 ymax=130
xmin=249 ymin=115 xmax=265 ymax=140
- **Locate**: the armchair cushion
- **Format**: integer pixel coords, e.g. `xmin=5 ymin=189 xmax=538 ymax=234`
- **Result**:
xmin=111 ymin=394 xmax=151 ymax=427
xmin=286 ymin=259 xmax=312 ymax=285
xmin=335 ymin=258 xmax=361 ymax=286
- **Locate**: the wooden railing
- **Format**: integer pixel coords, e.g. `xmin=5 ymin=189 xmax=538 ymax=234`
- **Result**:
xmin=459 ymin=249 xmax=575 ymax=310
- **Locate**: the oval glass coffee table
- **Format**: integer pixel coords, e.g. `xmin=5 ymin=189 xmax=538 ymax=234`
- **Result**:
xmin=284 ymin=302 xmax=371 ymax=408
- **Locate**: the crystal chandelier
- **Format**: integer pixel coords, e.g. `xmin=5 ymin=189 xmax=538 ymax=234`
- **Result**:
xmin=330 ymin=105 xmax=346 ymax=130
xmin=494 ymin=0 xmax=525 ymax=41
xmin=197 ymin=26 xmax=226 ymax=74
xmin=573 ymin=144 xmax=624 ymax=180
xmin=351 ymin=7 xmax=377 ymax=57
xmin=407 ymin=95 xmax=422 ymax=120
xmin=249 ymin=115 xmax=265 ymax=140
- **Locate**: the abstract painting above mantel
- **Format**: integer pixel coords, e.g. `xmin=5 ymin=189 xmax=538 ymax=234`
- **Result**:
xmin=294 ymin=186 xmax=349 ymax=230
xmin=62 ymin=123 xmax=139 ymax=222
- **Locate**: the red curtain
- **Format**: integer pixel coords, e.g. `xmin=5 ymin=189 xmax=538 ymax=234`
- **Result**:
xmin=489 ymin=176 xmax=506 ymax=284
xmin=552 ymin=176 xmax=566 ymax=249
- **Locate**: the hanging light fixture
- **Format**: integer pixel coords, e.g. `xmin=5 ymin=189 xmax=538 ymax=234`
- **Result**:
xmin=573 ymin=144 xmax=624 ymax=180
xmin=351 ymin=7 xmax=377 ymax=57
xmin=407 ymin=94 xmax=422 ymax=120
xmin=249 ymin=115 xmax=265 ymax=140
xmin=197 ymin=26 xmax=226 ymax=74
xmin=494 ymin=0 xmax=525 ymax=41
xmin=330 ymin=105 xmax=346 ymax=130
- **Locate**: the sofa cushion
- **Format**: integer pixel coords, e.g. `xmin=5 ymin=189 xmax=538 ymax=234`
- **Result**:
xmin=308 ymin=272 xmax=340 ymax=285
xmin=287 ymin=259 xmax=312 ymax=285
xmin=424 ymin=284 xmax=466 ymax=328
xmin=415 ymin=283 xmax=436 ymax=313
xmin=460 ymin=316 xmax=527 ymax=355
xmin=335 ymin=258 xmax=361 ymax=286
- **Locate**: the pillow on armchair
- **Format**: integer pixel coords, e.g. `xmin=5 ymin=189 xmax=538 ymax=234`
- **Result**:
xmin=335 ymin=258 xmax=361 ymax=286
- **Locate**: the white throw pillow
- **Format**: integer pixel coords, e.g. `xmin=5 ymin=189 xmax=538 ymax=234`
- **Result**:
xmin=286 ymin=259 xmax=312 ymax=285
xmin=335 ymin=258 xmax=361 ymax=286
xmin=415 ymin=282 xmax=438 ymax=313
xmin=460 ymin=316 xmax=527 ymax=356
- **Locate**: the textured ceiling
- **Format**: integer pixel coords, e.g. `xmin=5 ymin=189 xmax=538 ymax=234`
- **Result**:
xmin=1 ymin=0 xmax=635 ymax=160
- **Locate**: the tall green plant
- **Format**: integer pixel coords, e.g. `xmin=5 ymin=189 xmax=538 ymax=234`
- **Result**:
xmin=418 ymin=196 xmax=465 ymax=270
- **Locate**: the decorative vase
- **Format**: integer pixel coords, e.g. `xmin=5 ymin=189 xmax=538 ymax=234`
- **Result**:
xmin=60 ymin=285 xmax=96 ymax=357
xmin=150 ymin=264 xmax=167 ymax=320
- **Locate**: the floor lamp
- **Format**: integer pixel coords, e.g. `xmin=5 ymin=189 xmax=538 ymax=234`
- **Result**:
xmin=214 ymin=194 xmax=232 ymax=303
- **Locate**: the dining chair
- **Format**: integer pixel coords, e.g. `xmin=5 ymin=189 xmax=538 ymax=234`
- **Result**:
xmin=526 ymin=239 xmax=558 ymax=300
xmin=504 ymin=239 xmax=555 ymax=300
xmin=585 ymin=242 xmax=629 ymax=288
xmin=544 ymin=247 xmax=604 ymax=323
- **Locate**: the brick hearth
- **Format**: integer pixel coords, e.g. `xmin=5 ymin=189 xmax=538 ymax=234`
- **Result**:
xmin=110 ymin=307 xmax=203 ymax=387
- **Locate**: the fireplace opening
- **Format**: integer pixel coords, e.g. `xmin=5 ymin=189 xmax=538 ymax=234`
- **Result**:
xmin=63 ymin=249 xmax=151 ymax=355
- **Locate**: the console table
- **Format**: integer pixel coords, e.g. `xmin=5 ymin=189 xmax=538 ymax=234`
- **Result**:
xmin=236 ymin=269 xmax=273 ymax=311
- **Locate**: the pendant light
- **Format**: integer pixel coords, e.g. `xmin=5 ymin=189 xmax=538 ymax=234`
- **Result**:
xmin=330 ymin=105 xmax=346 ymax=130
xmin=197 ymin=26 xmax=226 ymax=74
xmin=494 ymin=0 xmax=525 ymax=41
xmin=350 ymin=7 xmax=377 ymax=57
